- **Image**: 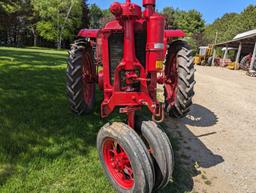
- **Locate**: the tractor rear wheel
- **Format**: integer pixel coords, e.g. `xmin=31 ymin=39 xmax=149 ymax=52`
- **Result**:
xmin=67 ymin=39 xmax=96 ymax=114
xmin=97 ymin=122 xmax=155 ymax=193
xmin=135 ymin=118 xmax=174 ymax=191
xmin=164 ymin=40 xmax=196 ymax=118
xmin=240 ymin=54 xmax=251 ymax=71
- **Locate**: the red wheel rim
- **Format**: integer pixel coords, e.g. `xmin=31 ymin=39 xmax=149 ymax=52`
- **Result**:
xmin=103 ymin=139 xmax=134 ymax=189
xmin=82 ymin=52 xmax=94 ymax=104
xmin=165 ymin=54 xmax=178 ymax=105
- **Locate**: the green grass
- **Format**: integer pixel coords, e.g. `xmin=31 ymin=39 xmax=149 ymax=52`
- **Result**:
xmin=0 ymin=47 xmax=119 ymax=193
xmin=0 ymin=47 xmax=194 ymax=193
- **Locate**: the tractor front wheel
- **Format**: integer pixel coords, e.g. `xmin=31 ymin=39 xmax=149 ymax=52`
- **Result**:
xmin=97 ymin=122 xmax=155 ymax=193
xmin=67 ymin=39 xmax=96 ymax=114
xmin=164 ymin=40 xmax=196 ymax=118
xmin=135 ymin=118 xmax=174 ymax=191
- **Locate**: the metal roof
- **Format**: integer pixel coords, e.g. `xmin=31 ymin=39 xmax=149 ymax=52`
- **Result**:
xmin=214 ymin=29 xmax=256 ymax=53
xmin=233 ymin=29 xmax=256 ymax=40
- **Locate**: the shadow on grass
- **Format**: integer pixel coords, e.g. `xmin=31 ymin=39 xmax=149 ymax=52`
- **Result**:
xmin=0 ymin=48 xmax=124 ymax=186
xmin=0 ymin=49 xmax=66 ymax=67
xmin=0 ymin=48 xmax=223 ymax=192
xmin=159 ymin=104 xmax=223 ymax=193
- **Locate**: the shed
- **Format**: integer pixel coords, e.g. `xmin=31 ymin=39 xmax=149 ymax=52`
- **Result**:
xmin=212 ymin=29 xmax=256 ymax=72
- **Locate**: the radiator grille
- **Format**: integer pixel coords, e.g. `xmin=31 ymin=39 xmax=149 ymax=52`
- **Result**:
xmin=108 ymin=32 xmax=146 ymax=79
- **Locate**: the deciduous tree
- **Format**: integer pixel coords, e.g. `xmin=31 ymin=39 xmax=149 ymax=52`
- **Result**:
xmin=32 ymin=0 xmax=83 ymax=49
xmin=88 ymin=4 xmax=103 ymax=29
xmin=203 ymin=5 xmax=256 ymax=44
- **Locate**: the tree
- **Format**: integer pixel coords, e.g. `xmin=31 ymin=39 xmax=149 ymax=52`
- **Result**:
xmin=0 ymin=0 xmax=23 ymax=45
xmin=0 ymin=0 xmax=41 ymax=46
xmin=88 ymin=4 xmax=103 ymax=29
xmin=174 ymin=9 xmax=205 ymax=36
xmin=161 ymin=8 xmax=205 ymax=50
xmin=203 ymin=13 xmax=240 ymax=44
xmin=24 ymin=0 xmax=40 ymax=47
xmin=161 ymin=7 xmax=176 ymax=29
xmin=32 ymin=0 xmax=83 ymax=49
xmin=0 ymin=2 xmax=8 ymax=44
xmin=80 ymin=0 xmax=90 ymax=29
xmin=99 ymin=9 xmax=114 ymax=28
xmin=203 ymin=5 xmax=256 ymax=45
xmin=239 ymin=5 xmax=256 ymax=31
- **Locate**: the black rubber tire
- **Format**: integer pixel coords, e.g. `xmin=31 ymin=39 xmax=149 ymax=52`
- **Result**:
xmin=135 ymin=118 xmax=174 ymax=191
xmin=207 ymin=57 xmax=213 ymax=66
xmin=165 ymin=40 xmax=196 ymax=118
xmin=246 ymin=71 xmax=256 ymax=77
xmin=66 ymin=39 xmax=96 ymax=114
xmin=240 ymin=54 xmax=251 ymax=71
xmin=97 ymin=122 xmax=155 ymax=193
xmin=201 ymin=60 xmax=206 ymax=66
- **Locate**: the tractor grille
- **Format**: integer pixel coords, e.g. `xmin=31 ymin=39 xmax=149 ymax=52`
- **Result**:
xmin=109 ymin=33 xmax=124 ymax=75
xmin=108 ymin=32 xmax=147 ymax=79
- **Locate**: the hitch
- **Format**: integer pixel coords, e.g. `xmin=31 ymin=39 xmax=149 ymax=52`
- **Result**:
xmin=152 ymin=103 xmax=165 ymax=123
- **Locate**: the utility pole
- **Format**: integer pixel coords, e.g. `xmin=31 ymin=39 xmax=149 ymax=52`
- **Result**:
xmin=214 ymin=32 xmax=218 ymax=45
xmin=211 ymin=32 xmax=218 ymax=66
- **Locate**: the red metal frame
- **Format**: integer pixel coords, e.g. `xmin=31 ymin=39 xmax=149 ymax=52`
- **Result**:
xmin=82 ymin=50 xmax=96 ymax=104
xmin=164 ymin=54 xmax=178 ymax=106
xmin=77 ymin=0 xmax=185 ymax=128
xmin=77 ymin=29 xmax=99 ymax=39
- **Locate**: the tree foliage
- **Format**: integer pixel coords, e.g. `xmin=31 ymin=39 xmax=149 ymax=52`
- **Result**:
xmin=174 ymin=9 xmax=205 ymax=35
xmin=161 ymin=7 xmax=205 ymax=33
xmin=81 ymin=0 xmax=90 ymax=29
xmin=161 ymin=7 xmax=176 ymax=29
xmin=87 ymin=4 xmax=114 ymax=29
xmin=0 ymin=0 xmax=34 ymax=46
xmin=99 ymin=9 xmax=115 ymax=27
xmin=161 ymin=7 xmax=205 ymax=50
xmin=1 ymin=2 xmax=255 ymax=50
xmin=0 ymin=0 xmax=89 ymax=48
xmin=203 ymin=5 xmax=256 ymax=44
xmin=32 ymin=0 xmax=83 ymax=48
xmin=88 ymin=4 xmax=103 ymax=29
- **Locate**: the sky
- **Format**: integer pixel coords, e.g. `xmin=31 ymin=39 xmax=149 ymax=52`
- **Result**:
xmin=87 ymin=0 xmax=256 ymax=24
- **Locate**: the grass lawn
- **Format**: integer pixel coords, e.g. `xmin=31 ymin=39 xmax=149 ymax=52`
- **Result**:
xmin=0 ymin=47 xmax=193 ymax=193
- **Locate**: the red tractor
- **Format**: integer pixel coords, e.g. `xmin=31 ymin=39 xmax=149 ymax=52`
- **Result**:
xmin=67 ymin=0 xmax=195 ymax=192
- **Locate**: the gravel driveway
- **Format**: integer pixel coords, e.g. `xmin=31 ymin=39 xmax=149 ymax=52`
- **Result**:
xmin=165 ymin=66 xmax=256 ymax=193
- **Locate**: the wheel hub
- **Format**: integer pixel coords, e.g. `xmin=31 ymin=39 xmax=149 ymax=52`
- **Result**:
xmin=103 ymin=139 xmax=134 ymax=189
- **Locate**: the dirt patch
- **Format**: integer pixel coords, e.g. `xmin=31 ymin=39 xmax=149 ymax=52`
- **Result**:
xmin=165 ymin=66 xmax=256 ymax=193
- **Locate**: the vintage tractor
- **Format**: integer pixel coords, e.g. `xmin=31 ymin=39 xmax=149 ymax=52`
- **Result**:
xmin=67 ymin=0 xmax=195 ymax=192
xmin=194 ymin=45 xmax=213 ymax=66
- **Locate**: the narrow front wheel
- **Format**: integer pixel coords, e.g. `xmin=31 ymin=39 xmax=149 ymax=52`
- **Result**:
xmin=135 ymin=118 xmax=174 ymax=191
xmin=97 ymin=122 xmax=155 ymax=193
